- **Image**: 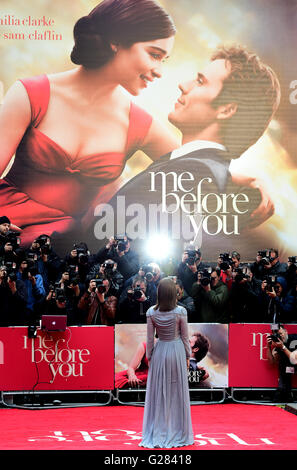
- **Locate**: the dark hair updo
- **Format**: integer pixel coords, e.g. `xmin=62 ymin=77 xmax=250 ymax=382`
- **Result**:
xmin=71 ymin=0 xmax=176 ymax=69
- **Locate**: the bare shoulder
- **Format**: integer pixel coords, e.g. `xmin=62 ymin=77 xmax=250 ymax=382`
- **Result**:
xmin=2 ymin=80 xmax=31 ymax=108
xmin=0 ymin=80 xmax=31 ymax=124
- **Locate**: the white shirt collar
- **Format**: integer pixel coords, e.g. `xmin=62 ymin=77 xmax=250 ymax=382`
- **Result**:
xmin=170 ymin=140 xmax=227 ymax=160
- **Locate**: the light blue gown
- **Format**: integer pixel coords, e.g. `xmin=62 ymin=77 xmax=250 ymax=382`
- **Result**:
xmin=139 ymin=305 xmax=194 ymax=449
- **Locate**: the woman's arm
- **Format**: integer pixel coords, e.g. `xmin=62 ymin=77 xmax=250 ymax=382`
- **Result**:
xmin=146 ymin=313 xmax=155 ymax=360
xmin=0 ymin=81 xmax=31 ymax=177
xmin=179 ymin=309 xmax=191 ymax=359
xmin=289 ymin=350 xmax=297 ymax=365
xmin=127 ymin=342 xmax=146 ymax=386
xmin=140 ymin=118 xmax=180 ymax=161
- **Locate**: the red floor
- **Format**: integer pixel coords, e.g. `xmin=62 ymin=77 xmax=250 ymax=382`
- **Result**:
xmin=0 ymin=403 xmax=296 ymax=451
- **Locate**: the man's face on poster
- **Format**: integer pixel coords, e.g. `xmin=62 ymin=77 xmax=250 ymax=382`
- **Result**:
xmin=168 ymin=59 xmax=232 ymax=132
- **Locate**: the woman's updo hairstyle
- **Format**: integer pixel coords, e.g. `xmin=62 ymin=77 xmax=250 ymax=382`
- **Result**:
xmin=71 ymin=0 xmax=176 ymax=69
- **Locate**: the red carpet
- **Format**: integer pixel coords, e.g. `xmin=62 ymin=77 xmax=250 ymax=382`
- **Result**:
xmin=0 ymin=404 xmax=296 ymax=450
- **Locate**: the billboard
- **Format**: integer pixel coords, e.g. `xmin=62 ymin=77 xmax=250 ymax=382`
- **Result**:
xmin=0 ymin=0 xmax=296 ymax=262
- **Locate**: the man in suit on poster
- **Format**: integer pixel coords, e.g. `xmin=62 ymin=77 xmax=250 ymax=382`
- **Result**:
xmin=106 ymin=45 xmax=281 ymax=259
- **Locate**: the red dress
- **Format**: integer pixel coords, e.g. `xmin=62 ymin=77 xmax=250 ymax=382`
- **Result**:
xmin=0 ymin=75 xmax=152 ymax=245
xmin=115 ymin=342 xmax=149 ymax=389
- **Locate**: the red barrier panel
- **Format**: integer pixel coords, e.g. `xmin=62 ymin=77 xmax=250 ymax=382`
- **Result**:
xmin=0 ymin=326 xmax=114 ymax=391
xmin=1 ymin=324 xmax=297 ymax=392
xmin=229 ymin=324 xmax=297 ymax=388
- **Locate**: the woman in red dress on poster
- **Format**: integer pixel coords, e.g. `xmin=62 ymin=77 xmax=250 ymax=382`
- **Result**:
xmin=0 ymin=0 xmax=178 ymax=245
xmin=115 ymin=341 xmax=149 ymax=389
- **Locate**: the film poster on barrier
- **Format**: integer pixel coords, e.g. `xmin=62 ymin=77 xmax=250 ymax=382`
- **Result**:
xmin=115 ymin=323 xmax=228 ymax=391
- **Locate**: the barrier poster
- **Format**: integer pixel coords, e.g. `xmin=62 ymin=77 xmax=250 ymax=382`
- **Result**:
xmin=115 ymin=323 xmax=228 ymax=389
xmin=0 ymin=326 xmax=114 ymax=391
xmin=229 ymin=323 xmax=297 ymax=388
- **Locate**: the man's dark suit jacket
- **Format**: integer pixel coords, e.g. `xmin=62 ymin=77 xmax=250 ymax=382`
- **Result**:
xmin=107 ymin=148 xmax=262 ymax=260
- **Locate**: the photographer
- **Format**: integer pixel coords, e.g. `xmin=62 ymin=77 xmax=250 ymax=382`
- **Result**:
xmin=63 ymin=242 xmax=91 ymax=285
xmin=54 ymin=270 xmax=81 ymax=316
xmin=27 ymin=234 xmax=62 ymax=294
xmin=263 ymin=249 xmax=287 ymax=277
xmin=117 ymin=276 xmax=153 ymax=323
xmin=45 ymin=286 xmax=77 ymax=325
xmin=258 ymin=276 xmax=295 ymax=324
xmin=87 ymin=258 xmax=123 ymax=298
xmin=0 ymin=265 xmax=27 ymax=326
xmin=229 ymin=268 xmax=263 ymax=322
xmin=0 ymin=220 xmax=21 ymax=268
xmin=16 ymin=259 xmax=46 ymax=324
xmin=231 ymin=251 xmax=242 ymax=270
xmin=77 ymin=277 xmax=117 ymax=325
xmin=0 ymin=216 xmax=17 ymax=252
xmin=177 ymin=247 xmax=208 ymax=297
xmin=251 ymin=249 xmax=287 ymax=280
xmin=285 ymin=257 xmax=297 ymax=292
xmin=95 ymin=235 xmax=139 ymax=281
xmin=191 ymin=268 xmax=229 ymax=323
xmin=219 ymin=262 xmax=234 ymax=291
xmin=266 ymin=325 xmax=297 ymax=402
xmin=124 ymin=264 xmax=158 ymax=304
xmin=175 ymin=278 xmax=196 ymax=322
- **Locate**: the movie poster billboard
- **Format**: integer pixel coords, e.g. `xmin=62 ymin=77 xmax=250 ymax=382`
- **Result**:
xmin=0 ymin=0 xmax=297 ymax=264
xmin=115 ymin=323 xmax=228 ymax=389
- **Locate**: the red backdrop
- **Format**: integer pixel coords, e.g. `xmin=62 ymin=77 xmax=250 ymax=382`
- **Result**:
xmin=229 ymin=323 xmax=297 ymax=388
xmin=0 ymin=326 xmax=114 ymax=391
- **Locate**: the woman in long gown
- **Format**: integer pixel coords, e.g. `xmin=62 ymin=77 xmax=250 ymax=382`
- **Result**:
xmin=0 ymin=0 xmax=178 ymax=245
xmin=139 ymin=277 xmax=194 ymax=449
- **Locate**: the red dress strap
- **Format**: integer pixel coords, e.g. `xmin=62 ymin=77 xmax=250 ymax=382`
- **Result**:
xmin=18 ymin=74 xmax=50 ymax=128
xmin=125 ymin=102 xmax=153 ymax=156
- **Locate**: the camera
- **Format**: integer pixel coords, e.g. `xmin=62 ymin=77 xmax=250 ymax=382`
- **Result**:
xmin=92 ymin=279 xmax=106 ymax=294
xmin=185 ymin=249 xmax=200 ymax=266
xmin=128 ymin=286 xmax=144 ymax=300
xmin=270 ymin=333 xmax=280 ymax=342
xmin=73 ymin=243 xmax=89 ymax=263
xmin=288 ymin=256 xmax=297 ymax=264
xmin=234 ymin=267 xmax=250 ymax=282
xmin=219 ymin=252 xmax=232 ymax=264
xmin=257 ymin=250 xmax=271 ymax=266
xmin=102 ymin=260 xmax=115 ymax=273
xmin=258 ymin=249 xmax=277 ymax=266
xmin=199 ymin=268 xmax=212 ymax=286
xmin=27 ymin=251 xmax=38 ymax=261
xmin=2 ymin=260 xmax=16 ymax=270
xmin=54 ymin=287 xmax=67 ymax=303
xmin=5 ymin=231 xmax=21 ymax=250
xmin=114 ymin=235 xmax=128 ymax=252
xmin=264 ymin=275 xmax=277 ymax=291
xmin=35 ymin=235 xmax=49 ymax=247
xmin=7 ymin=270 xmax=17 ymax=282
xmin=141 ymin=265 xmax=154 ymax=282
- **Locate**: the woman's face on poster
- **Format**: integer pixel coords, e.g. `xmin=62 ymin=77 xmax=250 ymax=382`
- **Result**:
xmin=110 ymin=36 xmax=175 ymax=96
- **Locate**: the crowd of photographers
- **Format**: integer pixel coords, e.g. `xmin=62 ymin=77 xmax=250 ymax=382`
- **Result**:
xmin=1 ymin=215 xmax=297 ymax=327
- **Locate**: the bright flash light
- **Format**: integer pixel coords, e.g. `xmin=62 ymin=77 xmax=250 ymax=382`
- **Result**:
xmin=145 ymin=234 xmax=173 ymax=261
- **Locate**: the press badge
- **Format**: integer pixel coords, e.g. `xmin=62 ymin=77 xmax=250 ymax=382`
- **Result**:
xmin=286 ymin=367 xmax=295 ymax=374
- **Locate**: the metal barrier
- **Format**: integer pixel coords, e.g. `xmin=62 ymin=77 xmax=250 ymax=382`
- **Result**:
xmin=114 ymin=387 xmax=226 ymax=406
xmin=231 ymin=387 xmax=297 ymax=405
xmin=0 ymin=390 xmax=113 ymax=409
